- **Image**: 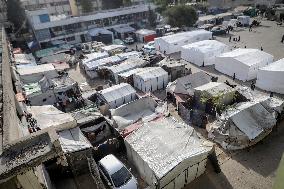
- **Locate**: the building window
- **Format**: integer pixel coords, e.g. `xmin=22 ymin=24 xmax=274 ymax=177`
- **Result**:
xmin=39 ymin=14 xmax=50 ymax=23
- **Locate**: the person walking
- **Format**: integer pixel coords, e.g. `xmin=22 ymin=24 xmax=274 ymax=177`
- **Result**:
xmin=281 ymin=34 xmax=284 ymax=43
xmin=261 ymin=46 xmax=263 ymax=51
xmin=229 ymin=36 xmax=232 ymax=42
xmin=238 ymin=36 xmax=240 ymax=42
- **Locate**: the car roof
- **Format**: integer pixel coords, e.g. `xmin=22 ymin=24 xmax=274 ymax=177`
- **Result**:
xmin=99 ymin=154 xmax=124 ymax=175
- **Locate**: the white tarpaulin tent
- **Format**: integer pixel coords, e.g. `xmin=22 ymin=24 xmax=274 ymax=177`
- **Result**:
xmin=125 ymin=117 xmax=213 ymax=189
xmin=215 ymin=48 xmax=274 ymax=81
xmin=28 ymin=105 xmax=76 ymax=130
xmin=117 ymin=51 xmax=142 ymax=59
xmin=133 ymin=67 xmax=168 ymax=92
xmin=111 ymin=97 xmax=167 ymax=130
xmin=256 ymin=58 xmax=284 ymax=94
xmin=82 ymin=51 xmax=109 ymax=68
xmin=58 ymin=127 xmax=92 ymax=153
xmin=84 ymin=55 xmax=123 ymax=79
xmin=102 ymin=58 xmax=148 ymax=83
xmin=97 ymin=83 xmax=137 ymax=109
xmin=154 ymin=30 xmax=212 ymax=54
xmin=181 ymin=40 xmax=230 ymax=66
xmin=17 ymin=64 xmax=58 ymax=84
xmin=208 ymin=96 xmax=284 ymax=150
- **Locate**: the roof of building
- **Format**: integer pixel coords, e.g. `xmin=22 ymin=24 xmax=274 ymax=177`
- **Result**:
xmin=217 ymin=48 xmax=274 ymax=67
xmin=17 ymin=64 xmax=56 ymax=76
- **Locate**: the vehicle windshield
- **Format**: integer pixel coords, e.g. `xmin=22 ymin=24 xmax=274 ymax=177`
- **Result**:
xmin=111 ymin=167 xmax=132 ymax=187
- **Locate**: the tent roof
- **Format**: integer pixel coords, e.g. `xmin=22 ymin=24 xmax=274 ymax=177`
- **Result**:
xmin=125 ymin=117 xmax=213 ymax=179
xmin=106 ymin=58 xmax=147 ymax=74
xmin=82 ymin=51 xmax=109 ymax=64
xmin=113 ymin=24 xmax=135 ymax=33
xmin=134 ymin=67 xmax=167 ymax=81
xmin=99 ymin=83 xmax=136 ymax=104
xmin=117 ymin=51 xmax=142 ymax=59
xmin=182 ymin=40 xmax=228 ymax=54
xmin=84 ymin=55 xmax=122 ymax=70
xmin=88 ymin=28 xmax=113 ymax=36
xmin=195 ymin=82 xmax=233 ymax=97
xmin=159 ymin=30 xmax=212 ymax=44
xmin=218 ymin=48 xmax=274 ymax=67
xmin=17 ymin=63 xmax=56 ymax=76
xmin=101 ymin=44 xmax=126 ymax=51
xmin=135 ymin=29 xmax=156 ymax=36
xmin=58 ymin=127 xmax=92 ymax=153
xmin=14 ymin=53 xmax=36 ymax=65
xmin=260 ymin=58 xmax=284 ymax=71
xmin=118 ymin=67 xmax=152 ymax=78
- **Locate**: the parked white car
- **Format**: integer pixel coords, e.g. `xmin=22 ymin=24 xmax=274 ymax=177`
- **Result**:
xmin=98 ymin=154 xmax=138 ymax=189
xmin=142 ymin=41 xmax=156 ymax=55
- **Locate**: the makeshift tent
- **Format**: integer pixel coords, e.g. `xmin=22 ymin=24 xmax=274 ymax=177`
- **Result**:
xmin=111 ymin=97 xmax=167 ymax=131
xmin=237 ymin=15 xmax=250 ymax=26
xmin=117 ymin=51 xmax=142 ymax=59
xmin=135 ymin=29 xmax=156 ymax=42
xmin=167 ymin=72 xmax=212 ymax=96
xmin=17 ymin=64 xmax=58 ymax=84
xmin=181 ymin=40 xmax=230 ymax=66
xmin=112 ymin=24 xmax=135 ymax=39
xmin=97 ymin=83 xmax=137 ymax=109
xmin=208 ymin=96 xmax=284 ymax=150
xmin=27 ymin=105 xmax=76 ymax=130
xmin=81 ymin=51 xmax=109 ymax=68
xmin=215 ymin=48 xmax=274 ymax=81
xmin=14 ymin=53 xmax=36 ymax=65
xmin=154 ymin=30 xmax=212 ymax=54
xmin=52 ymin=62 xmax=70 ymax=71
xmin=101 ymin=58 xmax=148 ymax=83
xmin=58 ymin=127 xmax=92 ymax=153
xmin=118 ymin=67 xmax=152 ymax=84
xmin=256 ymin=58 xmax=284 ymax=94
xmin=101 ymin=45 xmax=126 ymax=53
xmin=133 ymin=67 xmax=169 ymax=92
xmin=87 ymin=28 xmax=114 ymax=44
xmin=40 ymin=53 xmax=70 ymax=64
xmin=84 ymin=55 xmax=123 ymax=79
xmin=158 ymin=58 xmax=189 ymax=81
xmin=125 ymin=117 xmax=213 ymax=189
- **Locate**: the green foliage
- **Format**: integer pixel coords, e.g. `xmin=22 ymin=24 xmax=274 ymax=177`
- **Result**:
xmin=164 ymin=5 xmax=197 ymax=27
xmin=102 ymin=0 xmax=123 ymax=10
xmin=81 ymin=0 xmax=94 ymax=13
xmin=7 ymin=0 xmax=26 ymax=30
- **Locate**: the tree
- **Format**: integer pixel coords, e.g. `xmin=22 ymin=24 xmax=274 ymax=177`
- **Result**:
xmin=7 ymin=0 xmax=26 ymax=30
xmin=164 ymin=5 xmax=197 ymax=27
xmin=102 ymin=0 xmax=123 ymax=10
xmin=81 ymin=0 xmax=94 ymax=13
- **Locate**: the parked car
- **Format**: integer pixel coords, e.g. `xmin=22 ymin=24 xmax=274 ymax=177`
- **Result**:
xmin=211 ymin=26 xmax=227 ymax=36
xmin=124 ymin=37 xmax=135 ymax=45
xmin=142 ymin=41 xmax=156 ymax=55
xmin=113 ymin=39 xmax=125 ymax=45
xmin=98 ymin=154 xmax=138 ymax=189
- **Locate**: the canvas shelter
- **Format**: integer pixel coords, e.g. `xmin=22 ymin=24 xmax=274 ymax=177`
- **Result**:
xmin=118 ymin=67 xmax=152 ymax=84
xmin=133 ymin=67 xmax=169 ymax=92
xmin=256 ymin=58 xmax=284 ymax=94
xmin=208 ymin=96 xmax=284 ymax=150
xmin=84 ymin=55 xmax=123 ymax=79
xmin=17 ymin=63 xmax=58 ymax=84
xmin=14 ymin=53 xmax=36 ymax=65
xmin=100 ymin=58 xmax=148 ymax=83
xmin=154 ymin=30 xmax=212 ymax=54
xmin=117 ymin=51 xmax=142 ymax=59
xmin=28 ymin=105 xmax=76 ymax=130
xmin=124 ymin=117 xmax=213 ymax=189
xmin=97 ymin=83 xmax=137 ymax=110
xmin=167 ymin=72 xmax=213 ymax=96
xmin=81 ymin=51 xmax=109 ymax=68
xmin=135 ymin=29 xmax=156 ymax=42
xmin=215 ymin=48 xmax=274 ymax=81
xmin=181 ymin=40 xmax=230 ymax=66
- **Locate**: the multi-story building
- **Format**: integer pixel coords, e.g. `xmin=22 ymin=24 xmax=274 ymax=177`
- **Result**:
xmin=20 ymin=0 xmax=76 ymax=16
xmin=0 ymin=0 xmax=7 ymax=24
xmin=207 ymin=0 xmax=278 ymax=8
xmin=27 ymin=3 xmax=155 ymax=47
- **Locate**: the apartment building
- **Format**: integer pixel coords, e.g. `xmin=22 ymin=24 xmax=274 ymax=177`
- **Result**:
xmin=207 ymin=0 xmax=277 ymax=8
xmin=27 ymin=4 xmax=154 ymax=47
xmin=20 ymin=0 xmax=75 ymax=16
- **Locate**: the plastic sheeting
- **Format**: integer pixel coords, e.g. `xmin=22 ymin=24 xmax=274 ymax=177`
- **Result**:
xmin=40 ymin=53 xmax=70 ymax=64
xmin=125 ymin=117 xmax=213 ymax=189
xmin=58 ymin=127 xmax=92 ymax=153
xmin=154 ymin=30 xmax=212 ymax=54
xmin=28 ymin=105 xmax=76 ymax=130
xmin=111 ymin=97 xmax=167 ymax=130
xmin=256 ymin=58 xmax=284 ymax=94
xmin=82 ymin=51 xmax=109 ymax=67
xmin=215 ymin=48 xmax=274 ymax=81
xmin=166 ymin=72 xmax=212 ymax=96
xmin=98 ymin=83 xmax=137 ymax=109
xmin=14 ymin=53 xmax=36 ymax=65
xmin=17 ymin=64 xmax=58 ymax=84
xmin=133 ymin=67 xmax=169 ymax=92
xmin=208 ymin=96 xmax=284 ymax=150
xmin=181 ymin=40 xmax=229 ymax=66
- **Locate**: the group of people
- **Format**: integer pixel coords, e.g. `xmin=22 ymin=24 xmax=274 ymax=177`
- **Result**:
xmin=229 ymin=36 xmax=240 ymax=42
